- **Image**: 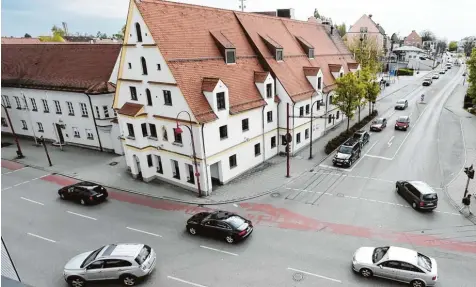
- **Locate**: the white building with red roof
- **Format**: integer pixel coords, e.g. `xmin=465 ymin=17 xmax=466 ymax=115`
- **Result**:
xmin=115 ymin=0 xmax=360 ymax=195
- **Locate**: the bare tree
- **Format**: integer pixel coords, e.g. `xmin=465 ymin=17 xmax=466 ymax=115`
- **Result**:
xmin=420 ymin=30 xmax=435 ymax=42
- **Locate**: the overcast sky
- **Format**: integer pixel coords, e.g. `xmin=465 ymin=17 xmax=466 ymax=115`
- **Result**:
xmin=1 ymin=0 xmax=473 ymax=41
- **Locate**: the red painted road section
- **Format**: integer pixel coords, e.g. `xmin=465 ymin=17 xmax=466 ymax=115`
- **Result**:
xmin=3 ymin=160 xmax=476 ymax=254
xmin=1 ymin=160 xmax=25 ymax=171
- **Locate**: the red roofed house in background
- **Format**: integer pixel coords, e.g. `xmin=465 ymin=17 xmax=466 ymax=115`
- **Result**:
xmin=1 ymin=44 xmax=124 ymax=154
xmin=114 ymin=0 xmax=359 ymax=195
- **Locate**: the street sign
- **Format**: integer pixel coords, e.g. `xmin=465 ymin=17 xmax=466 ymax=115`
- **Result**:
xmin=285 ymin=133 xmax=292 ymax=143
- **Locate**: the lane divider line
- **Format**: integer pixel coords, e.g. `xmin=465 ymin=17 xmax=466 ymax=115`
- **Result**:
xmin=287 ymin=267 xmax=342 ymax=283
xmin=2 ymin=167 xmax=28 ymax=175
xmin=167 ymin=276 xmax=209 ymax=287
xmin=13 ymin=181 xmax=30 ymax=187
xmin=20 ymin=197 xmax=44 ymax=206
xmin=2 ymin=187 xmax=12 ymax=191
xmin=27 ymin=233 xmax=56 ymax=243
xmin=199 ymin=245 xmax=239 ymax=256
xmin=126 ymin=227 xmax=162 ymax=238
xmin=67 ymin=211 xmax=97 ymax=221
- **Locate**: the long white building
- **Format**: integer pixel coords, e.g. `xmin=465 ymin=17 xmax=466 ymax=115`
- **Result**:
xmin=114 ymin=0 xmax=360 ymax=195
xmin=1 ymin=43 xmax=124 ymax=154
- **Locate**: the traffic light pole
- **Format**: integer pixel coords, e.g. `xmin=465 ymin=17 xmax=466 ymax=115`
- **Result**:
xmin=286 ymin=103 xmax=290 ymax=178
xmin=463 ymin=164 xmax=474 ymax=198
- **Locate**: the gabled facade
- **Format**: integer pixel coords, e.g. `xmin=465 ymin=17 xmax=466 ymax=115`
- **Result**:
xmin=1 ymin=44 xmax=123 ymax=154
xmin=115 ymin=0 xmax=358 ymax=195
xmin=347 ymin=14 xmax=388 ymax=53
xmin=404 ymin=30 xmax=422 ymax=48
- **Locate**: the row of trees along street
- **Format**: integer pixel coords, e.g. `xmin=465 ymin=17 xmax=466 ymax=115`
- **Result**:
xmin=466 ymin=48 xmax=476 ymax=113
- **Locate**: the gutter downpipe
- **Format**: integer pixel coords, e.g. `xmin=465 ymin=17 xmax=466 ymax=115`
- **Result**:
xmin=292 ymin=102 xmax=296 ymax=156
xmin=262 ymin=105 xmax=266 ymax=163
xmin=201 ymin=123 xmax=210 ymax=196
xmin=85 ymin=93 xmax=103 ymax=152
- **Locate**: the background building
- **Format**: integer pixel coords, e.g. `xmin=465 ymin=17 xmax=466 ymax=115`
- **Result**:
xmin=403 ymin=30 xmax=422 ymax=48
xmin=346 ymin=14 xmax=388 ymax=53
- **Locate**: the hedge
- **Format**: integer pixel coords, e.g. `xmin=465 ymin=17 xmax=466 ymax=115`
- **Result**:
xmin=397 ymin=68 xmax=414 ymax=76
xmin=324 ymin=110 xmax=379 ymax=154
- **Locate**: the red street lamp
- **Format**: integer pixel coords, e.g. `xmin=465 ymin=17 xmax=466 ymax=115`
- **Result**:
xmin=175 ymin=111 xmax=202 ymax=197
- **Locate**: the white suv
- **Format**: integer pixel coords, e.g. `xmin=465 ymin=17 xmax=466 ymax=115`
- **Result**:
xmin=64 ymin=243 xmax=156 ymax=286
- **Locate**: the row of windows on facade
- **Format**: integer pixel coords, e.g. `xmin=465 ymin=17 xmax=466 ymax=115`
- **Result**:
xmin=1 ymin=95 xmax=116 ymax=119
xmin=1 ymin=117 xmax=95 ymax=139
xmin=129 ymin=86 xmax=172 ymax=106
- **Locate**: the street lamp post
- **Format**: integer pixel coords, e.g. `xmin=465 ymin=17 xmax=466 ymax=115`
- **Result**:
xmin=174 ymin=111 xmax=202 ymax=197
xmin=1 ymin=104 xmax=24 ymax=159
xmin=309 ymin=97 xmax=325 ymax=159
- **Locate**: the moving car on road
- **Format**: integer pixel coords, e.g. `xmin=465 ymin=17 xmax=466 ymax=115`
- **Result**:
xmin=422 ymin=78 xmax=432 ymax=86
xmin=187 ymin=210 xmax=253 ymax=244
xmin=370 ymin=118 xmax=387 ymax=131
xmin=395 ymin=116 xmax=410 ymax=131
xmin=58 ymin=181 xmax=108 ymax=205
xmin=353 ymin=130 xmax=370 ymax=148
xmin=332 ymin=138 xmax=361 ymax=167
xmin=395 ymin=99 xmax=408 ymax=110
xmin=64 ymin=243 xmax=156 ymax=286
xmin=439 ymin=69 xmax=446 ymax=74
xmin=352 ymin=246 xmax=438 ymax=287
xmin=431 ymin=73 xmax=439 ymax=79
xmin=395 ymin=180 xmax=438 ymax=210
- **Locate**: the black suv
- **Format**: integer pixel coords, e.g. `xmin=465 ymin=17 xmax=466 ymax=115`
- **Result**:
xmin=332 ymin=138 xmax=361 ymax=167
xmin=395 ymin=180 xmax=438 ymax=210
xmin=58 ymin=181 xmax=108 ymax=205
xmin=353 ymin=130 xmax=370 ymax=148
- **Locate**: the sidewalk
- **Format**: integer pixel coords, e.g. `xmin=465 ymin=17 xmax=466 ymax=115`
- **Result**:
xmin=1 ymin=72 xmax=426 ymax=205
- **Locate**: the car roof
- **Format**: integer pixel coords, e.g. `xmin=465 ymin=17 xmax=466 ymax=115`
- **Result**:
xmin=343 ymin=138 xmax=360 ymax=146
xmin=408 ymin=181 xmax=436 ymax=194
xmin=354 ymin=130 xmax=367 ymax=135
xmin=397 ymin=99 xmax=406 ymax=102
xmin=74 ymin=181 xmax=100 ymax=188
xmin=397 ymin=116 xmax=409 ymax=120
xmin=97 ymin=243 xmax=144 ymax=259
xmin=385 ymin=246 xmax=419 ymax=265
xmin=209 ymin=210 xmax=236 ymax=220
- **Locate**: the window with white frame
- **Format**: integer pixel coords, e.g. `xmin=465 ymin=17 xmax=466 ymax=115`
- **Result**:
xmin=21 ymin=120 xmax=28 ymax=130
xmin=73 ymin=127 xmax=80 ymax=138
xmin=67 ymin=101 xmax=74 ymax=115
xmin=37 ymin=122 xmax=44 ymax=132
xmin=42 ymin=99 xmax=49 ymax=113
xmin=103 ymin=106 xmax=110 ymax=117
xmin=80 ymin=103 xmax=88 ymax=117
xmin=30 ymin=98 xmax=37 ymax=111
xmin=14 ymin=96 xmax=21 ymax=109
xmin=86 ymin=129 xmax=94 ymax=140
xmin=54 ymin=100 xmax=62 ymax=114
xmin=2 ymin=95 xmax=11 ymax=108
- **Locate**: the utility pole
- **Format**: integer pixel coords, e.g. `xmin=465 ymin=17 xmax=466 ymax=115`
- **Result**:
xmin=463 ymin=164 xmax=474 ymax=198
xmin=238 ymin=0 xmax=246 ymax=12
xmin=1 ymin=104 xmax=24 ymax=159
xmin=38 ymin=136 xmax=52 ymax=166
xmin=286 ymin=103 xmax=290 ymax=178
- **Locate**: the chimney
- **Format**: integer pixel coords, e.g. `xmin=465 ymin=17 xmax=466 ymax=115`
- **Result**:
xmin=369 ymin=14 xmax=373 ymax=18
xmin=331 ymin=26 xmax=334 ymax=35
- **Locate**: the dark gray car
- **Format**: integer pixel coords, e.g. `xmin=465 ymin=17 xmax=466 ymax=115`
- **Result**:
xmin=395 ymin=180 xmax=438 ymax=210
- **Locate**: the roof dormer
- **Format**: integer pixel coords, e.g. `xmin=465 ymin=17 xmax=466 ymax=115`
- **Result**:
xmin=202 ymin=77 xmax=229 ymax=115
xmin=296 ymin=36 xmax=314 ymax=59
xmin=210 ymin=31 xmax=236 ymax=64
xmin=260 ymin=34 xmax=283 ymax=62
xmin=303 ymin=67 xmax=323 ymax=91
xmin=347 ymin=62 xmax=360 ymax=73
xmin=329 ymin=64 xmax=344 ymax=79
xmin=254 ymin=71 xmax=274 ymax=100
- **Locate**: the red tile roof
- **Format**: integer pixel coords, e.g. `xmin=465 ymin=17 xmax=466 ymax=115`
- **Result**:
xmin=1 ymin=44 xmax=121 ymax=94
xmin=347 ymin=62 xmax=359 ymax=70
xmin=136 ymin=0 xmax=266 ymax=123
xmin=210 ymin=31 xmax=235 ymax=49
xmin=1 ymin=37 xmax=41 ymax=44
xmin=303 ymin=66 xmax=320 ymax=76
xmin=254 ymin=71 xmax=269 ymax=83
xmin=328 ymin=64 xmax=342 ymax=72
xmin=202 ymin=77 xmax=220 ymax=92
xmin=118 ymin=102 xmax=144 ymax=116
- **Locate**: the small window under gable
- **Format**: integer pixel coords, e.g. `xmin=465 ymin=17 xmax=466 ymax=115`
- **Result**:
xmin=225 ymin=49 xmax=236 ymax=64
xmin=260 ymin=34 xmax=284 ymax=62
xmin=210 ymin=31 xmax=236 ymax=64
xmin=135 ymin=23 xmax=143 ymax=42
xmin=296 ymin=36 xmax=314 ymax=59
xmin=329 ymin=64 xmax=343 ymax=79
xmin=276 ymin=49 xmax=283 ymax=61
xmin=308 ymin=48 xmax=314 ymax=59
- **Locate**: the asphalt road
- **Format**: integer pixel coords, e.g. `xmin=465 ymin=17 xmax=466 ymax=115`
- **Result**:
xmin=2 ymin=67 xmax=476 ymax=287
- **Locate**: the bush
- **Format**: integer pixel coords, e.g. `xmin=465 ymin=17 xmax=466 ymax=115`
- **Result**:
xmin=397 ymin=68 xmax=414 ymax=76
xmin=324 ymin=110 xmax=379 ymax=154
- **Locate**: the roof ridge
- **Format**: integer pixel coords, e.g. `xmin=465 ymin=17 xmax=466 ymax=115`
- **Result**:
xmin=140 ymin=0 xmax=237 ymax=14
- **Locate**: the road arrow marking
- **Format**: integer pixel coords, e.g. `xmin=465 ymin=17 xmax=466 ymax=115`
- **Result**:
xmin=387 ymin=136 xmax=394 ymax=147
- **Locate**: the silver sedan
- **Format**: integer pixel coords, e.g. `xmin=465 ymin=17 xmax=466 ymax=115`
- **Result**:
xmin=352 ymin=246 xmax=438 ymax=287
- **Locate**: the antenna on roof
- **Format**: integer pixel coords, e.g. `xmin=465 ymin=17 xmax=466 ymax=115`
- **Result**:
xmin=238 ymin=0 xmax=246 ymax=12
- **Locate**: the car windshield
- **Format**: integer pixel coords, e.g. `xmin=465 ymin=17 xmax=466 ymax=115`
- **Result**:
xmin=397 ymin=100 xmax=405 ymax=104
xmin=353 ymin=134 xmax=362 ymax=139
xmin=373 ymin=119 xmax=383 ymax=124
xmin=338 ymin=146 xmax=352 ymax=154
xmin=372 ymin=246 xmax=389 ymax=263
xmin=81 ymin=246 xmax=103 ymax=268
xmin=417 ymin=253 xmax=432 ymax=272
xmin=135 ymin=245 xmax=151 ymax=265
xmin=423 ymin=193 xmax=438 ymax=201
xmin=225 ymin=216 xmax=246 ymax=229
xmin=397 ymin=117 xmax=408 ymax=122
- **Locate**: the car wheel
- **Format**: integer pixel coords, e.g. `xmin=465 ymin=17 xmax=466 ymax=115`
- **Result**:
xmin=359 ymin=268 xmax=373 ymax=278
xmin=404 ymin=128 xmax=407 ymax=131
xmin=225 ymin=235 xmax=234 ymax=244
xmin=121 ymin=274 xmax=137 ymax=286
xmin=188 ymin=226 xmax=197 ymax=235
xmin=410 ymin=279 xmax=426 ymax=287
xmin=80 ymin=199 xmax=86 ymax=205
xmin=67 ymin=276 xmax=86 ymax=287
xmin=348 ymin=159 xmax=353 ymax=167
xmin=412 ymin=202 xmax=418 ymax=210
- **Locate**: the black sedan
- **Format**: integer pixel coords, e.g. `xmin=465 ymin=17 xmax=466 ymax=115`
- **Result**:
xmin=58 ymin=181 xmax=108 ymax=205
xmin=186 ymin=210 xmax=253 ymax=244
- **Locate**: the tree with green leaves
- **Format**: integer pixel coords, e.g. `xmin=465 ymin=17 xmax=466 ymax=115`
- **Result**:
xmin=39 ymin=25 xmax=66 ymax=42
xmin=24 ymin=33 xmax=32 ymax=38
xmin=347 ymin=37 xmax=382 ymax=74
xmin=448 ymin=41 xmax=458 ymax=52
xmin=334 ymin=72 xmax=364 ymax=131
xmin=463 ymin=41 xmax=474 ymax=57
xmin=359 ymin=67 xmax=381 ymax=116
xmin=466 ymin=48 xmax=476 ymax=105
xmin=96 ymin=31 xmax=109 ymax=39
xmin=314 ymin=9 xmax=320 ymax=19
xmin=113 ymin=24 xmax=126 ymax=40
xmin=336 ymin=23 xmax=346 ymax=37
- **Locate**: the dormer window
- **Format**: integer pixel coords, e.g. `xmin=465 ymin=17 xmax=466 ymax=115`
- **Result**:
xmin=308 ymin=48 xmax=314 ymax=59
xmin=340 ymin=72 xmax=344 ymax=78
xmin=226 ymin=49 xmax=236 ymax=64
xmin=276 ymin=49 xmax=283 ymax=61
xmin=217 ymin=92 xmax=226 ymax=110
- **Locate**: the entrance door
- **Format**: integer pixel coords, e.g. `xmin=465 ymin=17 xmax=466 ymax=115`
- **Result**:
xmin=133 ymin=155 xmax=142 ymax=180
xmin=187 ymin=164 xmax=195 ymax=184
xmin=55 ymin=124 xmax=65 ymax=144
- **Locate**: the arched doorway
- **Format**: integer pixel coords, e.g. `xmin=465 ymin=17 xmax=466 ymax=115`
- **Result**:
xmin=132 ymin=154 xmax=142 ymax=180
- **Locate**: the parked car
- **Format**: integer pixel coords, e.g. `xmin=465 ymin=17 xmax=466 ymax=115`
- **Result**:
xmin=395 ymin=99 xmax=408 ymax=110
xmin=395 ymin=180 xmax=438 ymax=210
xmin=432 ymin=73 xmax=439 ymax=79
xmin=395 ymin=116 xmax=410 ymax=131
xmin=353 ymin=130 xmax=370 ymax=148
xmin=370 ymin=118 xmax=387 ymax=131
xmin=439 ymin=69 xmax=446 ymax=74
xmin=463 ymin=72 xmax=466 ymax=76
xmin=64 ymin=243 xmax=156 ymax=286
xmin=352 ymin=246 xmax=438 ymax=287
xmin=187 ymin=210 xmax=253 ymax=244
xmin=333 ymin=138 xmax=361 ymax=167
xmin=58 ymin=181 xmax=108 ymax=205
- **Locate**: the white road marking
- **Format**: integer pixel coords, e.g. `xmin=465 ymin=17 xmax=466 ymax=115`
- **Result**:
xmin=387 ymin=136 xmax=395 ymax=147
xmin=13 ymin=180 xmax=30 ymax=187
xmin=2 ymin=186 xmax=12 ymax=191
xmin=27 ymin=233 xmax=56 ymax=243
xmin=434 ymin=211 xmax=460 ymax=216
xmin=365 ymin=140 xmax=379 ymax=154
xmin=364 ymin=154 xmax=393 ymax=160
xmin=233 ymin=204 xmax=238 ymax=207
xmin=287 ymin=267 xmax=342 ymax=283
xmin=167 ymin=276 xmax=209 ymax=287
xmin=199 ymin=245 xmax=239 ymax=256
xmin=31 ymin=174 xmax=51 ymax=181
xmin=67 ymin=211 xmax=97 ymax=221
xmin=20 ymin=197 xmax=44 ymax=206
xmin=2 ymin=167 xmax=28 ymax=175
xmin=318 ymin=164 xmax=352 ymax=172
xmin=126 ymin=227 xmax=162 ymax=237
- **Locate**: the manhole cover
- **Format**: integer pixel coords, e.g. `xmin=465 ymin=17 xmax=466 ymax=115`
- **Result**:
xmin=271 ymin=192 xmax=280 ymax=198
xmin=109 ymin=161 xmax=118 ymax=166
xmin=337 ymin=193 xmax=344 ymax=197
xmin=292 ymin=272 xmax=304 ymax=282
